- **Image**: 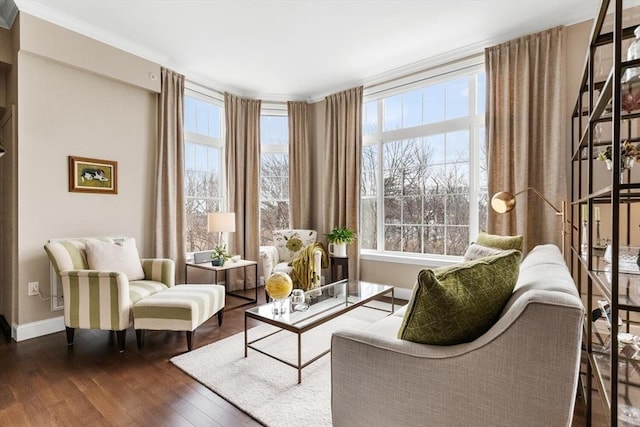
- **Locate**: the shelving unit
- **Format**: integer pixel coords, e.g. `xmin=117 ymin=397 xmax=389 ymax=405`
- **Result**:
xmin=571 ymin=1 xmax=640 ymax=425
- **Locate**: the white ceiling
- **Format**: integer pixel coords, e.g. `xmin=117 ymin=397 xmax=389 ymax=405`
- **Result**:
xmin=14 ymin=0 xmax=600 ymax=101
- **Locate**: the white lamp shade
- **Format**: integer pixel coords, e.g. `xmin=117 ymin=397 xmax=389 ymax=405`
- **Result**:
xmin=207 ymin=212 xmax=236 ymax=233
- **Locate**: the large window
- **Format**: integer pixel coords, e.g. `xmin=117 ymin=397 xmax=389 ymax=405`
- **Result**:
xmin=361 ymin=66 xmax=487 ymax=258
xmin=260 ymin=114 xmax=289 ymax=245
xmin=184 ymin=91 xmax=225 ymax=252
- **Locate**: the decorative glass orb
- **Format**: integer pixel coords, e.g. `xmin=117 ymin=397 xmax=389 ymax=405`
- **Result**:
xmin=265 ymin=272 xmax=293 ymax=314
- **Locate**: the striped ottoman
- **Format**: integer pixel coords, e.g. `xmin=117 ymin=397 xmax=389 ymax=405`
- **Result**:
xmin=133 ymin=284 xmax=225 ymax=351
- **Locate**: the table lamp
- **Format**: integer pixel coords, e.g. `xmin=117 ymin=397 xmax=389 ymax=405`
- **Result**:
xmin=207 ymin=212 xmax=236 ymax=247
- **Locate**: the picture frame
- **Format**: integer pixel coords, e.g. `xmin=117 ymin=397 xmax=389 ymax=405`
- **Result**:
xmin=68 ymin=156 xmax=118 ymax=194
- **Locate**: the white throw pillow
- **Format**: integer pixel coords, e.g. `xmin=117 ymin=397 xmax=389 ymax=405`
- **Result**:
xmin=85 ymin=238 xmax=145 ymax=281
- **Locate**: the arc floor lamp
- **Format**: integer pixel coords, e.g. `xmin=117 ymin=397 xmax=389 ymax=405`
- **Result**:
xmin=491 ymin=187 xmax=568 ymax=255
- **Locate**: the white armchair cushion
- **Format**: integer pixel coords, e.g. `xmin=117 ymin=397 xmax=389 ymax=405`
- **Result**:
xmin=273 ymin=229 xmax=317 ymax=263
xmin=86 ymin=238 xmax=145 ymax=281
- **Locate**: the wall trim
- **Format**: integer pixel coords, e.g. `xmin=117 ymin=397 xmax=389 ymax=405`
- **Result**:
xmin=12 ymin=316 xmax=64 ymax=342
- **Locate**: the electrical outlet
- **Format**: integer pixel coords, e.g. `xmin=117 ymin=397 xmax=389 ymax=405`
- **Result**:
xmin=28 ymin=282 xmax=39 ymax=296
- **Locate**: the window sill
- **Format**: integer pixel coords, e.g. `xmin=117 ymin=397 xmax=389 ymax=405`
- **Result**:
xmin=360 ymin=251 xmax=463 ymax=267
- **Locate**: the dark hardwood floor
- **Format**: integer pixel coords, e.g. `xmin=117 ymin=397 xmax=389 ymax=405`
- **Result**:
xmin=0 ymin=290 xmax=601 ymax=426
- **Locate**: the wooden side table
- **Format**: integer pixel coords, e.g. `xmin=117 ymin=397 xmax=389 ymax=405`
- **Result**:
xmin=330 ymin=255 xmax=348 ymax=283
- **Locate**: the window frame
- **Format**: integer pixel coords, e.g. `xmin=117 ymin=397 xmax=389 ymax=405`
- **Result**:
xmin=259 ymin=104 xmax=290 ymax=246
xmin=360 ymin=59 xmax=486 ymax=265
xmin=183 ymin=86 xmax=226 ymax=253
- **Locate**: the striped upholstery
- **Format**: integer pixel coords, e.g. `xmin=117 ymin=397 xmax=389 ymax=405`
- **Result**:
xmin=45 ymin=237 xmax=114 ymax=273
xmin=133 ymin=284 xmax=225 ymax=332
xmin=44 ymin=237 xmax=176 ymax=334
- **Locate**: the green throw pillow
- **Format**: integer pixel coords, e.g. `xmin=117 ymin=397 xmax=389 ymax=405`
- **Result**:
xmin=476 ymin=231 xmax=524 ymax=252
xmin=397 ymin=249 xmax=522 ymax=345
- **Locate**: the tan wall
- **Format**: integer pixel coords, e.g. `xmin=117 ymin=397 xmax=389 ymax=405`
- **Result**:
xmin=0 ymin=16 xmax=18 ymax=327
xmin=14 ymin=13 xmax=161 ymax=327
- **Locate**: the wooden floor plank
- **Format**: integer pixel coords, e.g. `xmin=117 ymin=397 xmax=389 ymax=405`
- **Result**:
xmin=0 ymin=290 xmax=597 ymax=426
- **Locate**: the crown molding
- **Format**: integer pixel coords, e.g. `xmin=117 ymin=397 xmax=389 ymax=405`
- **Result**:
xmin=15 ymin=0 xmax=168 ymax=65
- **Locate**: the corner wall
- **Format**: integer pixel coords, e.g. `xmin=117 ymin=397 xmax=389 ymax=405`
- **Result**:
xmin=13 ymin=13 xmax=161 ymax=335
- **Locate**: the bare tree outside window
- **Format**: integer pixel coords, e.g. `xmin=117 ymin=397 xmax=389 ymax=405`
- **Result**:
xmin=361 ymin=68 xmax=486 ymax=257
xmin=260 ymin=115 xmax=289 ymax=245
xmin=184 ymin=94 xmax=224 ymax=252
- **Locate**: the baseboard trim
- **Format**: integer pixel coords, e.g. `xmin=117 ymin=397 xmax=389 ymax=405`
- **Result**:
xmin=12 ymin=316 xmax=65 ymax=342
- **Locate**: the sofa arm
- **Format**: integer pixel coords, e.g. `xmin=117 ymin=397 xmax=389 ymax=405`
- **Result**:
xmin=140 ymin=258 xmax=175 ymax=287
xmin=331 ymin=290 xmax=584 ymax=427
xmin=259 ymin=246 xmax=279 ymax=280
xmin=60 ymin=270 xmax=131 ymax=331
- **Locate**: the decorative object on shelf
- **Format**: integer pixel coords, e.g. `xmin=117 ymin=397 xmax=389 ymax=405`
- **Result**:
xmin=326 ymin=226 xmax=356 ymax=257
xmin=210 ymin=244 xmax=231 ymax=266
xmin=597 ymin=140 xmax=639 ymax=181
xmin=68 ymin=155 xmax=118 ymax=194
xmin=265 ymin=272 xmax=293 ymax=315
xmin=624 ymin=26 xmax=640 ymax=83
xmin=490 ymin=188 xmax=567 ymax=254
xmin=604 ymin=245 xmax=640 ymax=274
xmin=581 ymin=218 xmax=588 ymax=257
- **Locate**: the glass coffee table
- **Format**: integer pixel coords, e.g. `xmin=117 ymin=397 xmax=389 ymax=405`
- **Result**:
xmin=244 ymin=279 xmax=394 ymax=383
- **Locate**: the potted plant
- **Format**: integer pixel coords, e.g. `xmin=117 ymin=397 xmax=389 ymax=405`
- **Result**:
xmin=211 ymin=244 xmax=231 ymax=266
xmin=326 ymin=226 xmax=356 ymax=257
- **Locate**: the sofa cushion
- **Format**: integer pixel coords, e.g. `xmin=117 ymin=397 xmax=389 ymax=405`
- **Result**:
xmin=86 ymin=238 xmax=145 ymax=281
xmin=476 ymin=231 xmax=524 ymax=252
xmin=397 ymin=249 xmax=522 ymax=345
xmin=129 ymin=280 xmax=170 ymax=304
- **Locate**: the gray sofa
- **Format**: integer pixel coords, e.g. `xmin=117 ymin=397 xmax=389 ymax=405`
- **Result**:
xmin=331 ymin=244 xmax=584 ymax=427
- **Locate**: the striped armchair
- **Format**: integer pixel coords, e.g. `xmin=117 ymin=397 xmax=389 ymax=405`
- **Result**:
xmin=44 ymin=237 xmax=175 ymax=352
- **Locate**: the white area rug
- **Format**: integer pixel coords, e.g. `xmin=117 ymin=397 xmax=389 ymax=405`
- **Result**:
xmin=171 ymin=304 xmax=392 ymax=427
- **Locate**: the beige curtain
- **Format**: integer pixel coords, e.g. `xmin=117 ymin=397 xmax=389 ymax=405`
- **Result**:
xmin=225 ymin=92 xmax=261 ymax=289
xmin=154 ymin=67 xmax=186 ymax=281
xmin=288 ymin=101 xmax=311 ymax=228
xmin=485 ymin=26 xmax=566 ymax=252
xmin=323 ymin=86 xmax=363 ymax=280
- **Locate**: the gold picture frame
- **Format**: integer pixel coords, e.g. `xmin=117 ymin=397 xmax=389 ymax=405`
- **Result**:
xmin=68 ymin=156 xmax=118 ymax=194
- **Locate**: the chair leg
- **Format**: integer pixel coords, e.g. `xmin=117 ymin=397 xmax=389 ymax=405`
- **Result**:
xmin=116 ymin=330 xmax=126 ymax=353
xmin=186 ymin=330 xmax=193 ymax=351
xmin=217 ymin=309 xmax=224 ymax=326
xmin=66 ymin=327 xmax=74 ymax=346
xmin=136 ymin=329 xmax=144 ymax=349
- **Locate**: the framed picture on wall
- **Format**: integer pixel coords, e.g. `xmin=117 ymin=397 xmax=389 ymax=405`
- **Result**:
xmin=68 ymin=156 xmax=118 ymax=194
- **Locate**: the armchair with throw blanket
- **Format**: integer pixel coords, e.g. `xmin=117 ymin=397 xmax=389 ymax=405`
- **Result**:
xmin=260 ymin=229 xmax=328 ymax=292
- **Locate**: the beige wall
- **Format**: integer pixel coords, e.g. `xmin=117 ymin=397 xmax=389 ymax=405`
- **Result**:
xmin=12 ymin=13 xmax=161 ymax=329
xmin=0 ymin=16 xmax=18 ymax=328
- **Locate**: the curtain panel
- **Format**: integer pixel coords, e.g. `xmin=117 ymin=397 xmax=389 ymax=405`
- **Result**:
xmin=485 ymin=26 xmax=566 ymax=252
xmin=154 ymin=67 xmax=186 ymax=281
xmin=288 ymin=101 xmax=311 ymax=229
xmin=225 ymin=92 xmax=261 ymax=289
xmin=323 ymin=86 xmax=363 ymax=280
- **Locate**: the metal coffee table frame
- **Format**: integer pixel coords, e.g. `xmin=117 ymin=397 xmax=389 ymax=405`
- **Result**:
xmin=244 ymin=279 xmax=394 ymax=383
